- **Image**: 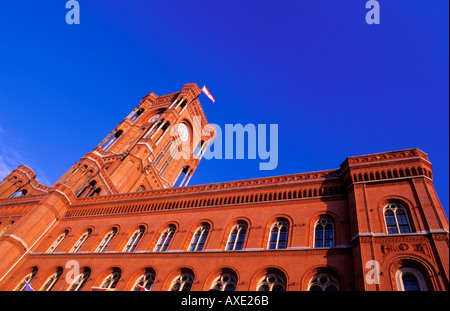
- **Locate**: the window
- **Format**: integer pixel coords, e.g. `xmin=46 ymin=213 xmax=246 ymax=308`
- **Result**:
xmin=130 ymin=108 xmax=144 ymax=122
xmin=67 ymin=268 xmax=90 ymax=291
xmin=193 ymin=141 xmax=204 ymax=157
xmin=226 ymin=223 xmax=247 ymax=251
xmin=46 ymin=230 xmax=69 ymax=253
xmin=96 ymin=228 xmax=117 ymax=252
xmin=256 ymin=274 xmax=285 ymax=291
xmin=169 ymin=273 xmax=194 ymax=291
xmin=308 ymin=274 xmax=339 ymax=291
xmin=395 ymin=268 xmax=428 ymax=291
xmin=70 ymin=229 xmax=92 ymax=253
xmin=40 ymin=268 xmax=63 ymax=291
xmin=160 ymin=147 xmax=177 ymax=175
xmin=153 ymin=140 xmax=173 ymax=167
xmin=174 ymin=166 xmax=191 ymax=187
xmin=14 ymin=268 xmax=38 ymax=291
xmin=133 ymin=271 xmax=155 ymax=291
xmin=76 ymin=180 xmax=97 ymax=198
xmin=9 ymin=189 xmax=27 ymax=198
xmin=402 ymin=274 xmax=420 ymax=291
xmin=144 ymin=118 xmax=164 ymax=139
xmin=88 ymin=187 xmax=101 ymax=197
xmin=210 ymin=274 xmax=237 ymax=291
xmin=0 ymin=221 xmax=14 ymax=236
xmin=102 ymin=130 xmax=123 ymax=151
xmin=154 ymin=226 xmax=175 ymax=252
xmin=267 ymin=221 xmax=288 ymax=249
xmin=123 ymin=227 xmax=145 ymax=252
xmin=136 ymin=185 xmax=145 ymax=192
xmin=189 ymin=225 xmax=210 ymax=251
xmin=384 ymin=203 xmax=411 ymax=234
xmin=100 ymin=270 xmax=121 ymax=290
xmin=314 ymin=218 xmax=334 ymax=248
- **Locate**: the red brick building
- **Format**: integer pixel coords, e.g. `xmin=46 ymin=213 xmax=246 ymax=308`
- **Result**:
xmin=0 ymin=83 xmax=448 ymax=291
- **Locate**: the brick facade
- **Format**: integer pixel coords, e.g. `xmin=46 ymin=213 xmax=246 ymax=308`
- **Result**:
xmin=0 ymin=83 xmax=448 ymax=291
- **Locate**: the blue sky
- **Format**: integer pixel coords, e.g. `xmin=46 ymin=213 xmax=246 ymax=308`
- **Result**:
xmin=0 ymin=1 xmax=448 ymax=216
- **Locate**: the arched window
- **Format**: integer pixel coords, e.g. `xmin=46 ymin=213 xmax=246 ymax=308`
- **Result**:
xmin=46 ymin=230 xmax=69 ymax=253
xmin=154 ymin=226 xmax=175 ymax=252
xmin=314 ymin=218 xmax=334 ymax=248
xmin=70 ymin=229 xmax=92 ymax=253
xmin=176 ymin=98 xmax=188 ymax=114
xmin=136 ymin=185 xmax=145 ymax=192
xmin=402 ymin=274 xmax=420 ymax=291
xmin=210 ymin=274 xmax=237 ymax=291
xmin=226 ymin=223 xmax=247 ymax=251
xmin=174 ymin=166 xmax=191 ymax=188
xmin=148 ymin=113 xmax=161 ymax=124
xmin=383 ymin=203 xmax=411 ymax=234
xmin=267 ymin=221 xmax=288 ymax=249
xmin=193 ymin=140 xmax=205 ymax=157
xmin=67 ymin=268 xmax=91 ymax=291
xmin=169 ymin=273 xmax=194 ymax=291
xmin=0 ymin=221 xmax=14 ymax=236
xmin=130 ymin=108 xmax=144 ymax=122
xmin=88 ymin=187 xmax=101 ymax=197
xmin=9 ymin=189 xmax=27 ymax=198
xmin=14 ymin=268 xmax=38 ymax=291
xmin=145 ymin=118 xmax=165 ymax=139
xmin=102 ymin=129 xmax=123 ymax=151
xmin=40 ymin=268 xmax=63 ymax=291
xmin=256 ymin=274 xmax=285 ymax=291
xmin=308 ymin=274 xmax=339 ymax=291
xmin=123 ymin=227 xmax=145 ymax=252
xmin=395 ymin=267 xmax=428 ymax=291
xmin=132 ymin=270 xmax=156 ymax=291
xmin=100 ymin=270 xmax=121 ymax=290
xmin=160 ymin=146 xmax=178 ymax=175
xmin=188 ymin=225 xmax=210 ymax=251
xmin=76 ymin=180 xmax=97 ymax=198
xmin=96 ymin=227 xmax=118 ymax=252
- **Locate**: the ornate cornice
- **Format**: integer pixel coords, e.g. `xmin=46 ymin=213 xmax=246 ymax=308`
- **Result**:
xmin=342 ymin=148 xmax=430 ymax=168
xmin=73 ymin=169 xmax=343 ymax=205
xmin=63 ymin=169 xmax=346 ymax=218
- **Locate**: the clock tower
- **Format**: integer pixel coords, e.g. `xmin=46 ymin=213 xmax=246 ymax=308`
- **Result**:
xmin=0 ymin=83 xmax=215 ymax=281
xmin=56 ymin=82 xmax=216 ymax=196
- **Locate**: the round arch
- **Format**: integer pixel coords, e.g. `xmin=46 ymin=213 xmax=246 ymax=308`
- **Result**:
xmin=161 ymin=266 xmax=197 ymax=291
xmin=249 ymin=266 xmax=289 ymax=291
xmin=202 ymin=266 xmax=240 ymax=291
xmin=382 ymin=253 xmax=439 ymax=291
xmin=219 ymin=217 xmax=252 ymax=250
xmin=299 ymin=265 xmax=345 ymax=291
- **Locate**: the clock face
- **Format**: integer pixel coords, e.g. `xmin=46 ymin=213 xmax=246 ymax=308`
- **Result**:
xmin=149 ymin=114 xmax=161 ymax=123
xmin=178 ymin=123 xmax=189 ymax=142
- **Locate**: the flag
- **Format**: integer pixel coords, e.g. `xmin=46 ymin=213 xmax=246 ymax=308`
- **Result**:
xmin=24 ymin=281 xmax=34 ymax=291
xmin=138 ymin=285 xmax=149 ymax=291
xmin=201 ymin=85 xmax=215 ymax=103
xmin=91 ymin=287 xmax=115 ymax=291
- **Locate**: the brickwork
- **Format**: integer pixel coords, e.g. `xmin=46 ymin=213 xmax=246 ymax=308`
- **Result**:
xmin=0 ymin=84 xmax=447 ymax=291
